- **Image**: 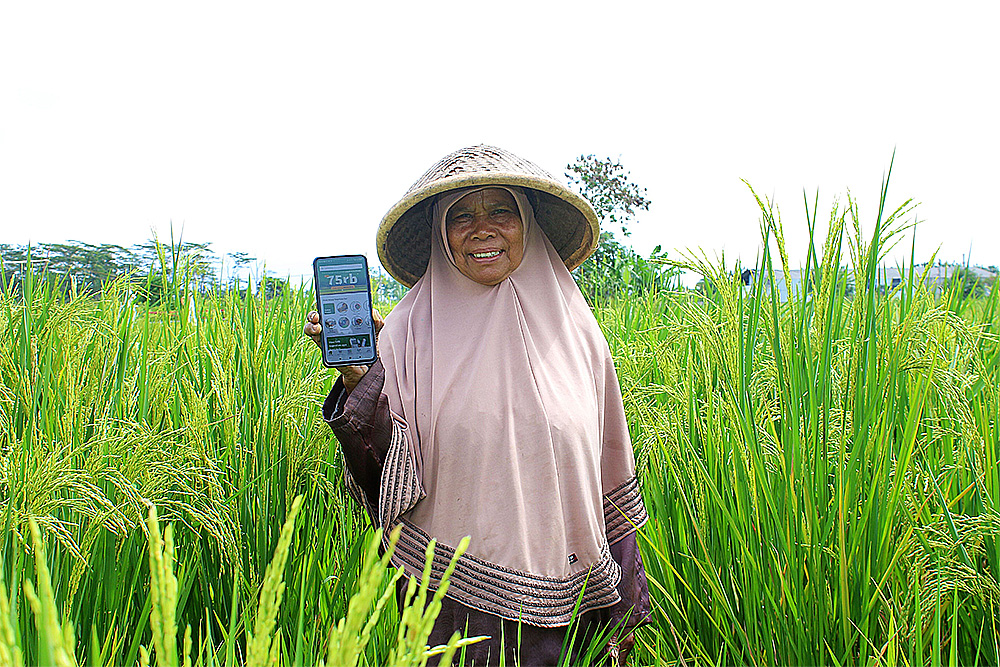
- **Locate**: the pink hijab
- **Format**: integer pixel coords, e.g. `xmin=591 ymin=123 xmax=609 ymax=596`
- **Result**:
xmin=375 ymin=186 xmax=642 ymax=624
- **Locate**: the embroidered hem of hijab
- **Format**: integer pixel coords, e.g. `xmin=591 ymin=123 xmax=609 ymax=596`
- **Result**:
xmin=394 ymin=520 xmax=622 ymax=627
xmin=372 ymin=419 xmax=648 ymax=626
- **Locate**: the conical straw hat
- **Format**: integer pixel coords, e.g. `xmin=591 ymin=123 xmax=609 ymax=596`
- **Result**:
xmin=377 ymin=145 xmax=600 ymax=287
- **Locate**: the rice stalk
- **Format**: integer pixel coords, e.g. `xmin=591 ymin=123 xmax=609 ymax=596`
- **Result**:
xmin=0 ymin=572 xmax=24 ymax=667
xmin=21 ymin=519 xmax=77 ymax=667
xmin=245 ymin=494 xmax=303 ymax=667
xmin=146 ymin=502 xmax=180 ymax=667
xmin=322 ymin=526 xmax=404 ymax=667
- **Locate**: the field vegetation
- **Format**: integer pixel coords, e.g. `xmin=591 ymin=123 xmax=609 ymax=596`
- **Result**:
xmin=1 ymin=178 xmax=999 ymax=665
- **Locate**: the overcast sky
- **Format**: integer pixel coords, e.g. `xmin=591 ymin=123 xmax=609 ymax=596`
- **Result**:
xmin=2 ymin=1 xmax=997 ymax=285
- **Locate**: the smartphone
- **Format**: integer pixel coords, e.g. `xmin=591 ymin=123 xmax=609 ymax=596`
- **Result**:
xmin=312 ymin=255 xmax=378 ymax=367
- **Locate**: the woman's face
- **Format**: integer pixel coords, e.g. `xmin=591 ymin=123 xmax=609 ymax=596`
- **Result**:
xmin=445 ymin=188 xmax=525 ymax=286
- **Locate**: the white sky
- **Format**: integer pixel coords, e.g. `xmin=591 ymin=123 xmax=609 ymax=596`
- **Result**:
xmin=2 ymin=1 xmax=998 ymax=285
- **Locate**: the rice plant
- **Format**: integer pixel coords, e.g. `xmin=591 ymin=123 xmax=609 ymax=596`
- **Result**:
xmin=2 ymin=496 xmax=479 ymax=667
xmin=0 ymin=250 xmax=399 ymax=665
xmin=599 ymin=178 xmax=1000 ymax=665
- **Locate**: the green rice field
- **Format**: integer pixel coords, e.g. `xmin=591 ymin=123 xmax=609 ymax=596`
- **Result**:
xmin=2 ymin=187 xmax=999 ymax=665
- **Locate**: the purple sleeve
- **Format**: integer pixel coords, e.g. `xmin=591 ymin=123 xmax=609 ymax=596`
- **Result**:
xmin=607 ymin=532 xmax=651 ymax=655
xmin=323 ymin=360 xmax=393 ymax=509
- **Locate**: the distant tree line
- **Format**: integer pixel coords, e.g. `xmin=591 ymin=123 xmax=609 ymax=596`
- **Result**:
xmin=0 ymin=239 xmax=268 ymax=305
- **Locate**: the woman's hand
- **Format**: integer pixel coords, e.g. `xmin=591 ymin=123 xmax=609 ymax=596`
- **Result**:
xmin=304 ymin=308 xmax=384 ymax=394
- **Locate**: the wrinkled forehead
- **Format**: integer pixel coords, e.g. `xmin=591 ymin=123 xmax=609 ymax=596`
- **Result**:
xmin=447 ymin=187 xmax=520 ymax=216
xmin=438 ymin=186 xmax=526 ymax=229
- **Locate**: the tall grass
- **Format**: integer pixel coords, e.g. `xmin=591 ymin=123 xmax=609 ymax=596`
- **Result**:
xmin=0 ymin=499 xmax=473 ymax=666
xmin=0 ymin=253 xmax=408 ymax=665
xmin=599 ymin=180 xmax=1000 ymax=665
xmin=2 ymin=174 xmax=998 ymax=665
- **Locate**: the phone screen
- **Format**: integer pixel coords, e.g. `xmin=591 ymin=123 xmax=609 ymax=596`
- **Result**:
xmin=313 ymin=255 xmax=377 ymax=367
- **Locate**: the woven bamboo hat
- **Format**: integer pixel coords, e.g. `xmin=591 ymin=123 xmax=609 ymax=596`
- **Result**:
xmin=377 ymin=144 xmax=600 ymax=287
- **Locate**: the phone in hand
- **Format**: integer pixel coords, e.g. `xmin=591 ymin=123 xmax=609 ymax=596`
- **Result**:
xmin=312 ymin=255 xmax=378 ymax=367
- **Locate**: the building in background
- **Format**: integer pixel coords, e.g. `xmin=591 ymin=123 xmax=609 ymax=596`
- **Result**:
xmin=740 ymin=264 xmax=998 ymax=301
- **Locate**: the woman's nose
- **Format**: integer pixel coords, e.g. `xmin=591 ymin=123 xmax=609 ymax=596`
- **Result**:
xmin=469 ymin=216 xmax=496 ymax=238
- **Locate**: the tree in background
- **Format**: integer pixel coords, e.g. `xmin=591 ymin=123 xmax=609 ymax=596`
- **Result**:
xmin=948 ymin=265 xmax=995 ymax=298
xmin=226 ymin=251 xmax=257 ymax=290
xmin=258 ymin=274 xmax=287 ymax=300
xmin=566 ymin=155 xmax=650 ymax=241
xmin=565 ymin=155 xmax=674 ymax=302
xmin=133 ymin=237 xmax=220 ymax=294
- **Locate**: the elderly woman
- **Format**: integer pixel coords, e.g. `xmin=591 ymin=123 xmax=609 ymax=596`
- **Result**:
xmin=305 ymin=145 xmax=649 ymax=665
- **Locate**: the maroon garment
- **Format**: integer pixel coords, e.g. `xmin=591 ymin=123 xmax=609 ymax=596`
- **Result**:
xmin=324 ymin=361 xmax=650 ymax=666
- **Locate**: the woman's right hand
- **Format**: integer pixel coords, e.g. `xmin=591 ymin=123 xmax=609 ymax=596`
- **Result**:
xmin=304 ymin=310 xmax=325 ymax=349
xmin=304 ymin=309 xmax=384 ymax=394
